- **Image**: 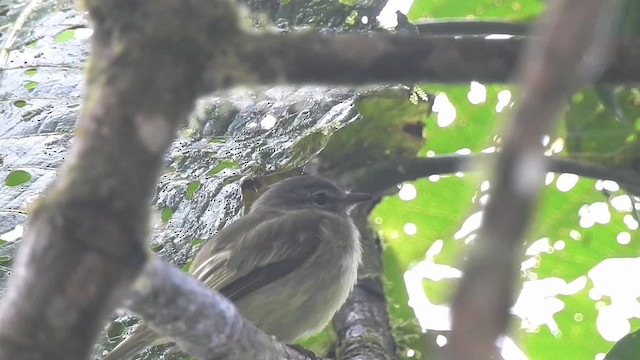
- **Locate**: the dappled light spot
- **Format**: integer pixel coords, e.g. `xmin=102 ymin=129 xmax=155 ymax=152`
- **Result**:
xmin=495 ymin=89 xmax=512 ymax=113
xmin=602 ymin=180 xmax=620 ymax=192
xmin=553 ymin=240 xmax=565 ymax=251
xmin=611 ymin=195 xmax=632 ymax=212
xmin=426 ymin=150 xmax=436 ymax=157
xmin=0 ymin=225 xmax=24 ymax=242
xmin=481 ymin=146 xmax=497 ymax=153
xmin=74 ymin=28 xmax=94 ymax=39
xmin=526 ymin=238 xmax=551 ymax=256
xmin=403 ymin=222 xmax=417 ymax=235
xmin=464 ymin=233 xmax=477 ymax=245
xmin=623 ymin=215 xmax=638 ymax=230
xmin=616 ymin=231 xmax=631 ymax=245
xmin=480 ymin=180 xmax=490 ymax=192
xmin=361 ymin=15 xmax=368 ymax=24
xmin=467 ymin=81 xmax=486 ymax=105
xmin=403 ymin=258 xmax=461 ymax=332
xmin=500 ymin=337 xmax=528 ymax=360
xmin=486 ymin=34 xmax=514 ymax=40
xmin=436 ymin=335 xmax=448 ymax=347
xmin=578 ymin=202 xmax=611 ymax=228
xmin=455 ymin=148 xmax=471 ymax=155
xmin=555 ymin=173 xmax=579 ymax=192
xmin=588 ymin=258 xmax=640 ymax=341
xmin=542 ymin=135 xmax=550 ymax=146
xmin=377 ymin=0 xmax=413 ymax=28
xmin=406 ymin=349 xmax=416 ymax=357
xmin=595 ymin=180 xmax=620 ymax=192
xmin=478 ymin=194 xmax=489 ymax=205
xmin=374 ymin=216 xmax=383 ymax=225
xmin=398 ymin=183 xmax=417 ymax=201
xmin=513 ymin=277 xmax=586 ymax=336
xmin=521 ymin=256 xmax=539 ymax=272
xmin=426 ymin=239 xmax=443 ymax=258
xmin=428 ymin=174 xmax=440 ymax=182
xmin=433 ymin=93 xmax=456 ymax=127
xmin=569 ymin=230 xmax=582 ymax=241
xmin=546 ymin=137 xmax=565 ymax=154
xmin=589 ymin=288 xmax=602 ymax=301
xmin=597 ymin=305 xmax=631 ymax=342
xmin=454 ymin=211 xmax=482 ymax=240
xmin=574 ymin=313 xmax=584 ymax=322
xmin=545 ymin=172 xmax=555 ymax=185
xmin=260 ymin=114 xmax=277 ymax=129
xmin=595 ymin=353 xmax=606 ymax=360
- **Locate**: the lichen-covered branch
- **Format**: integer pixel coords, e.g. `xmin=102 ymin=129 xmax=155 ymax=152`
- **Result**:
xmin=0 ymin=0 xmax=244 ymax=358
xmin=332 ymin=203 xmax=397 ymax=360
xmin=124 ymin=256 xmax=314 ymax=360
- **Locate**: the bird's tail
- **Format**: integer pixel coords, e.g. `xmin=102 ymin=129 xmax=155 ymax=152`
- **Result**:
xmin=103 ymin=324 xmax=167 ymax=360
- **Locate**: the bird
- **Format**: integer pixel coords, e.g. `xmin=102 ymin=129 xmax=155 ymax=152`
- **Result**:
xmin=103 ymin=175 xmax=372 ymax=360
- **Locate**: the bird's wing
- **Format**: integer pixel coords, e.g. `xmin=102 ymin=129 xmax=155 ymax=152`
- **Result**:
xmin=189 ymin=209 xmax=326 ymax=301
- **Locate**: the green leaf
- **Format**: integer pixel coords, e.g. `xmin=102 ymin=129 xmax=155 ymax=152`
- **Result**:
xmin=161 ymin=206 xmax=173 ymax=224
xmin=23 ymin=81 xmax=38 ymax=90
xmin=23 ymin=68 xmax=38 ymax=75
xmin=185 ymin=181 xmax=202 ymax=200
xmin=54 ymin=29 xmax=75 ymax=42
xmin=106 ymin=321 xmax=126 ymax=341
xmin=190 ymin=238 xmax=205 ymax=246
xmin=4 ymin=170 xmax=32 ymax=186
xmin=408 ymin=0 xmax=545 ymax=21
xmin=206 ymin=160 xmax=239 ymax=175
xmin=13 ymin=100 xmax=27 ymax=108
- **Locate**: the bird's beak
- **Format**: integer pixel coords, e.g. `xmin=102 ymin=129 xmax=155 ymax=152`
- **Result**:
xmin=344 ymin=191 xmax=373 ymax=204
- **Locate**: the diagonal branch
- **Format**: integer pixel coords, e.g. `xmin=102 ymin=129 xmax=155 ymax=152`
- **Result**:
xmin=124 ymin=255 xmax=314 ymax=360
xmin=446 ymin=1 xmax=622 ymax=360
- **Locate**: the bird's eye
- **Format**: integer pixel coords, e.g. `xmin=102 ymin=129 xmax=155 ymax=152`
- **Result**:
xmin=312 ymin=192 xmax=329 ymax=206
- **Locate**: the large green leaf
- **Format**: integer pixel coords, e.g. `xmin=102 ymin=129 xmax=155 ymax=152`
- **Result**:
xmin=407 ymin=0 xmax=545 ymax=21
xmin=374 ymin=80 xmax=640 ymax=360
xmin=374 ymin=82 xmax=513 ymax=359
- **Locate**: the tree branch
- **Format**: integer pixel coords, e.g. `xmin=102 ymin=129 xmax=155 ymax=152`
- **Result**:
xmin=332 ymin=203 xmax=396 ymax=360
xmin=446 ymin=1 xmax=621 ymax=360
xmin=345 ymin=154 xmax=640 ymax=194
xmin=0 ymin=0 xmax=243 ymax=358
xmin=123 ymin=255 xmax=313 ymax=360
xmin=232 ymin=34 xmax=640 ymax=87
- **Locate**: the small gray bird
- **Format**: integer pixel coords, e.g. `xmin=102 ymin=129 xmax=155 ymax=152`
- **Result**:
xmin=103 ymin=175 xmax=371 ymax=360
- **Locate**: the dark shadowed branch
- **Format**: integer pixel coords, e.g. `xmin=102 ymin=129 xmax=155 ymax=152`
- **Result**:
xmin=345 ymin=154 xmax=640 ymax=195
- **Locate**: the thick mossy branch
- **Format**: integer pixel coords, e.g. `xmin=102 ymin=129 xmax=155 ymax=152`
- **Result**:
xmin=0 ymin=0 xmax=248 ymax=358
